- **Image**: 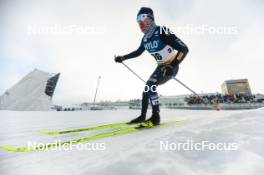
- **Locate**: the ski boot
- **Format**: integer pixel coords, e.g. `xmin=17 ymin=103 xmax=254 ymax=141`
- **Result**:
xmin=137 ymin=113 xmax=160 ymax=128
xmin=128 ymin=115 xmax=146 ymax=124
xmin=145 ymin=113 xmax=160 ymax=126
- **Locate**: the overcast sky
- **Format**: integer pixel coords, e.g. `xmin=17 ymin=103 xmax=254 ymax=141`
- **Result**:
xmin=0 ymin=0 xmax=264 ymax=105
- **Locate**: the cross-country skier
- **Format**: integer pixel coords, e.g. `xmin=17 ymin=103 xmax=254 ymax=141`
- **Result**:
xmin=115 ymin=7 xmax=189 ymax=126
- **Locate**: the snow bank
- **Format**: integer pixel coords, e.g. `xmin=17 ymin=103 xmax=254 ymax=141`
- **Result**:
xmin=0 ymin=109 xmax=263 ymax=175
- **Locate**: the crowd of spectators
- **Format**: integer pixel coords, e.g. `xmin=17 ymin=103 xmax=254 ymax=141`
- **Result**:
xmin=185 ymin=93 xmax=259 ymax=105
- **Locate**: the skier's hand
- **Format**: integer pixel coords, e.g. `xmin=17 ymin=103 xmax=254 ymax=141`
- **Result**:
xmin=162 ymin=65 xmax=174 ymax=77
xmin=115 ymin=56 xmax=126 ymax=63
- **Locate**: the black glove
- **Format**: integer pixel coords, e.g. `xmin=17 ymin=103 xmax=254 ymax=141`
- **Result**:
xmin=162 ymin=65 xmax=174 ymax=77
xmin=115 ymin=56 xmax=126 ymax=63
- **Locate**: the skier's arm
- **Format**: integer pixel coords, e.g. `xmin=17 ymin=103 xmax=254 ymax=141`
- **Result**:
xmin=160 ymin=27 xmax=189 ymax=64
xmin=123 ymin=40 xmax=145 ymax=59
xmin=115 ymin=40 xmax=145 ymax=63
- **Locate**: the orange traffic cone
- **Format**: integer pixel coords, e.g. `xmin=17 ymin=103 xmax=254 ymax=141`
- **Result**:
xmin=216 ymin=103 xmax=221 ymax=111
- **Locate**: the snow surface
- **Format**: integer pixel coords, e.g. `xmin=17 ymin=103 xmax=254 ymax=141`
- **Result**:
xmin=0 ymin=108 xmax=264 ymax=175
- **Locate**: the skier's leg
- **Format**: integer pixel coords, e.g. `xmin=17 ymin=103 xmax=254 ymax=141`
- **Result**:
xmin=137 ymin=63 xmax=176 ymax=120
xmin=128 ymin=67 xmax=159 ymax=124
xmin=142 ymin=67 xmax=162 ymax=125
xmin=146 ymin=80 xmax=159 ymax=111
xmin=141 ymin=91 xmax=149 ymax=116
xmin=128 ymin=91 xmax=148 ymax=124
xmin=157 ymin=64 xmax=179 ymax=85
xmin=146 ymin=64 xmax=179 ymax=125
xmin=129 ymin=65 xmax=179 ymax=125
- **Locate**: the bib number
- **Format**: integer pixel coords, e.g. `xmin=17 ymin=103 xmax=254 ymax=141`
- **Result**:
xmin=151 ymin=53 xmax=162 ymax=61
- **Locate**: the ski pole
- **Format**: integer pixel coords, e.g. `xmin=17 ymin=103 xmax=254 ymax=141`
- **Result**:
xmin=121 ymin=62 xmax=146 ymax=83
xmin=93 ymin=76 xmax=101 ymax=107
xmin=172 ymin=77 xmax=205 ymax=103
xmin=121 ymin=62 xmax=206 ymax=103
